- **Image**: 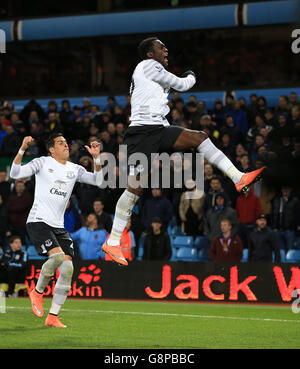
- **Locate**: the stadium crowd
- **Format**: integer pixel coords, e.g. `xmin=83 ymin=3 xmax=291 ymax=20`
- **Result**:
xmin=0 ymin=90 xmax=300 ymax=273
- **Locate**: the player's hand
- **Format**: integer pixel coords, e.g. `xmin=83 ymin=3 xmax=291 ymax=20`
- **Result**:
xmin=182 ymin=70 xmax=196 ymax=80
xmin=21 ymin=136 xmax=34 ymax=151
xmin=85 ymin=141 xmax=101 ymax=159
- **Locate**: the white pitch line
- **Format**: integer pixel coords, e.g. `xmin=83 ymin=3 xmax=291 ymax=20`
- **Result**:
xmin=4 ymin=306 xmax=300 ymax=324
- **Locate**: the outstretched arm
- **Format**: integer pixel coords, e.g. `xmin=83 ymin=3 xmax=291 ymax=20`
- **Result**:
xmin=143 ymin=59 xmax=196 ymax=92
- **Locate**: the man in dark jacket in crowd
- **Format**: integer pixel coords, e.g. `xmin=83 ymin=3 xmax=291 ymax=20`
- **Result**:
xmin=0 ymin=236 xmax=27 ymax=296
xmin=271 ymin=186 xmax=300 ymax=251
xmin=143 ymin=217 xmax=172 ymax=260
xmin=141 ymin=189 xmax=173 ymax=232
xmin=248 ymin=214 xmax=281 ymax=262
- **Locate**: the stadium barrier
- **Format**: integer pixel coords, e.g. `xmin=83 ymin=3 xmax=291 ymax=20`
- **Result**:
xmin=24 ymin=260 xmax=300 ymax=304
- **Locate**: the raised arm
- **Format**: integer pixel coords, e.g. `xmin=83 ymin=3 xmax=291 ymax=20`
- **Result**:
xmin=77 ymin=141 xmax=103 ymax=187
xmin=10 ymin=136 xmax=43 ymax=179
xmin=143 ymin=59 xmax=196 ymax=92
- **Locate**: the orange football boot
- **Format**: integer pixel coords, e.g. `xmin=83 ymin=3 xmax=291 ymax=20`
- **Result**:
xmin=235 ymin=166 xmax=266 ymax=194
xmin=102 ymin=238 xmax=128 ymax=266
xmin=29 ymin=289 xmax=44 ymax=318
xmin=45 ymin=314 xmax=67 ymax=328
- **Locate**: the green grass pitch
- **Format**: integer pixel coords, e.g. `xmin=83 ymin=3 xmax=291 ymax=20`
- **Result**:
xmin=0 ymin=298 xmax=300 ymax=349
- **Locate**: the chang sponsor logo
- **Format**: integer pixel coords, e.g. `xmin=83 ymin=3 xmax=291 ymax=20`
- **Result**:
xmin=50 ymin=180 xmax=68 ymax=198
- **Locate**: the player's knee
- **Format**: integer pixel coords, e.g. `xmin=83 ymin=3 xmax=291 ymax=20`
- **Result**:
xmin=41 ymin=252 xmax=65 ymax=277
xmin=60 ymin=260 xmax=74 ymax=280
xmin=185 ymin=130 xmax=208 ymax=148
xmin=49 ymin=251 xmax=65 ymax=268
xmin=197 ymin=130 xmax=208 ymax=143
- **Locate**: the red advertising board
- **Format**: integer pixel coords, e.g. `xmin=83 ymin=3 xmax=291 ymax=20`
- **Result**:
xmin=24 ymin=261 xmax=300 ymax=303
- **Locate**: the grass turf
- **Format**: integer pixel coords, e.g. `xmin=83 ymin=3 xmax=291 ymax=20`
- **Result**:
xmin=0 ymin=297 xmax=299 ymax=349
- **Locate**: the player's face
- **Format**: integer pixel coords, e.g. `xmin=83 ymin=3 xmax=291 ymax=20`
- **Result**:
xmin=52 ymin=137 xmax=70 ymax=160
xmin=151 ymin=40 xmax=168 ymax=67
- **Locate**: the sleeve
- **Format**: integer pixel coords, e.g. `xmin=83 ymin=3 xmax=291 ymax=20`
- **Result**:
xmin=143 ymin=60 xmax=196 ymax=92
xmin=10 ymin=157 xmax=45 ymax=179
xmin=96 ymin=231 xmax=107 ymax=260
xmin=163 ymin=234 xmax=172 ymax=260
xmin=71 ymin=228 xmax=81 ymax=241
xmin=77 ymin=165 xmax=103 ymax=187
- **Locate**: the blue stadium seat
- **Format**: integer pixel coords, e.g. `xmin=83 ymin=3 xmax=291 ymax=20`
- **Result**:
xmin=241 ymin=248 xmax=248 ymax=262
xmin=177 ymin=247 xmax=198 ymax=261
xmin=272 ymin=250 xmax=286 ymax=263
xmin=136 ymin=236 xmax=145 ymax=260
xmin=194 ymin=236 xmax=208 ymax=249
xmin=286 ymin=249 xmax=300 ymax=263
xmin=294 ymin=237 xmax=300 ymax=250
xmin=27 ymin=245 xmax=47 ymax=260
xmin=197 ymin=248 xmax=210 ymax=261
xmin=170 ymin=247 xmax=178 ymax=261
xmin=170 ymin=226 xmax=184 ymax=237
xmin=172 ymin=235 xmax=194 ymax=248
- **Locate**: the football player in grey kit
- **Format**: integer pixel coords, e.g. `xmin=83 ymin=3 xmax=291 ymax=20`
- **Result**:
xmin=10 ymin=133 xmax=103 ymax=328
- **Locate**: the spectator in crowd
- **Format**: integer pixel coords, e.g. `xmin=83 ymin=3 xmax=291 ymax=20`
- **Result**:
xmin=0 ymin=194 xmax=8 ymax=252
xmin=6 ymin=180 xmax=33 ymax=243
xmin=271 ymin=186 xmax=300 ymax=251
xmin=141 ymin=188 xmax=173 ymax=232
xmin=219 ymin=114 xmax=243 ymax=146
xmin=248 ymin=213 xmax=281 ymax=262
xmin=0 ymin=235 xmax=27 ymax=297
xmin=204 ymin=163 xmax=214 ymax=192
xmin=64 ymin=198 xmax=82 ymax=234
xmin=143 ymin=217 xmax=172 ymax=260
xmin=231 ymin=100 xmax=248 ymax=134
xmin=93 ymin=198 xmax=113 ymax=233
xmin=0 ymin=169 xmax=10 ymax=203
xmin=235 ymin=187 xmax=262 ymax=248
xmin=211 ymin=99 xmax=226 ymax=128
xmin=99 ymin=129 xmax=118 ymax=155
xmin=275 ymin=95 xmax=290 ymax=116
xmin=209 ymin=218 xmax=243 ymax=262
xmin=219 ymin=133 xmax=236 ymax=163
xmin=0 ymin=123 xmax=22 ymax=157
xmin=71 ymin=213 xmax=107 ymax=260
xmin=204 ymin=176 xmax=231 ymax=214
xmin=105 ymin=217 xmax=135 ymax=262
xmin=204 ymin=192 xmax=239 ymax=243
xmin=179 ymin=179 xmax=205 ymax=237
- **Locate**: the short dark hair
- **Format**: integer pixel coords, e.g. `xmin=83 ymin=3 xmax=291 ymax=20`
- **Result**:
xmin=138 ymin=37 xmax=158 ymax=60
xmin=9 ymin=235 xmax=21 ymax=244
xmin=46 ymin=133 xmax=64 ymax=152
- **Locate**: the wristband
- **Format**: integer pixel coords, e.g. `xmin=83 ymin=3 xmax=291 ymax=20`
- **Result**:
xmin=94 ymin=156 xmax=101 ymax=165
xmin=18 ymin=149 xmax=25 ymax=155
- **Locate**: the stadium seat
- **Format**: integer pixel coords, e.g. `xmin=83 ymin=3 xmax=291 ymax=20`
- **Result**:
xmin=136 ymin=236 xmax=145 ymax=260
xmin=27 ymin=245 xmax=47 ymax=260
xmin=197 ymin=248 xmax=210 ymax=261
xmin=194 ymin=236 xmax=208 ymax=249
xmin=241 ymin=249 xmax=248 ymax=262
xmin=294 ymin=237 xmax=300 ymax=250
xmin=170 ymin=226 xmax=184 ymax=237
xmin=177 ymin=247 xmax=198 ymax=261
xmin=286 ymin=249 xmax=300 ymax=263
xmin=170 ymin=248 xmax=178 ymax=261
xmin=172 ymin=235 xmax=194 ymax=248
xmin=272 ymin=250 xmax=286 ymax=263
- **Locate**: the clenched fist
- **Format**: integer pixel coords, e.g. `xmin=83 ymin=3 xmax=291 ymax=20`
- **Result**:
xmin=21 ymin=136 xmax=35 ymax=151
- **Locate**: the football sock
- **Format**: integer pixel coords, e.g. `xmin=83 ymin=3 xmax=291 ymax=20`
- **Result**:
xmin=197 ymin=138 xmax=244 ymax=184
xmin=35 ymin=252 xmax=65 ymax=294
xmin=49 ymin=260 xmax=73 ymax=316
xmin=107 ymin=190 xmax=139 ymax=246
